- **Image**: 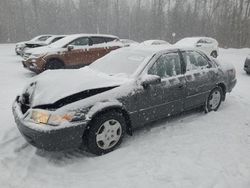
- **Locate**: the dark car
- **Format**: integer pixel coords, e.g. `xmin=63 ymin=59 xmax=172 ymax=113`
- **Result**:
xmin=244 ymin=55 xmax=250 ymax=74
xmin=12 ymin=46 xmax=237 ymax=155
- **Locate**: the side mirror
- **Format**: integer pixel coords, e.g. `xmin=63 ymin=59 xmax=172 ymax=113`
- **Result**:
xmin=140 ymin=75 xmax=161 ymax=88
xmin=196 ymin=43 xmax=202 ymax=47
xmin=67 ymin=45 xmax=74 ymax=51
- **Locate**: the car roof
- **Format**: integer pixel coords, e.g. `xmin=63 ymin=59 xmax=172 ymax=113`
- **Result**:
xmin=121 ymin=45 xmax=205 ymax=56
xmin=66 ymin=33 xmax=119 ymax=39
xmin=142 ymin=40 xmax=169 ymax=45
xmin=48 ymin=34 xmax=119 ymax=48
xmin=124 ymin=45 xmax=177 ymax=54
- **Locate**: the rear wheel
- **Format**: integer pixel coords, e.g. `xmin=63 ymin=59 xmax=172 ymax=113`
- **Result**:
xmin=85 ymin=111 xmax=126 ymax=155
xmin=205 ymin=87 xmax=223 ymax=113
xmin=45 ymin=59 xmax=64 ymax=70
xmin=211 ymin=51 xmax=218 ymax=58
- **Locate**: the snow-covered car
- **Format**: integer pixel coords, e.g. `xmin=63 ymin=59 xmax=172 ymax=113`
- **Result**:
xmin=175 ymin=37 xmax=219 ymax=58
xmin=142 ymin=40 xmax=170 ymax=46
xmin=15 ymin=35 xmax=53 ymax=56
xmin=22 ymin=35 xmax=66 ymax=54
xmin=120 ymin=39 xmax=139 ymax=47
xmin=22 ymin=34 xmax=122 ymax=74
xmin=244 ymin=55 xmax=250 ymax=74
xmin=12 ymin=45 xmax=237 ymax=155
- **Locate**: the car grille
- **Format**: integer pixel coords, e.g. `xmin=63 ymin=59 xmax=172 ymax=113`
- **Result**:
xmin=20 ymin=93 xmax=31 ymax=114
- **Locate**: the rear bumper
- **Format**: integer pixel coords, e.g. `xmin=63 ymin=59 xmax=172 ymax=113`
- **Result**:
xmin=12 ymin=97 xmax=88 ymax=151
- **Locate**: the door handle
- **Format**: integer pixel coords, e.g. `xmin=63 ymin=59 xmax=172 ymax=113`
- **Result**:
xmin=178 ymin=84 xmax=184 ymax=89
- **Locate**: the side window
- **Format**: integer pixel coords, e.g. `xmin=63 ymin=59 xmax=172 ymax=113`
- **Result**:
xmin=148 ymin=52 xmax=182 ymax=79
xmin=182 ymin=51 xmax=209 ymax=71
xmin=91 ymin=37 xmax=106 ymax=45
xmin=105 ymin=37 xmax=117 ymax=43
xmin=69 ymin=37 xmax=89 ymax=46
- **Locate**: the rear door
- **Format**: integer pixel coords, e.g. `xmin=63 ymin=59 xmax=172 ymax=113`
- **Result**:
xmin=181 ymin=50 xmax=216 ymax=110
xmin=134 ymin=51 xmax=186 ymax=124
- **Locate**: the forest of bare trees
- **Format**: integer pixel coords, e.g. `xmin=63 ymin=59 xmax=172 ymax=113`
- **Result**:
xmin=0 ymin=0 xmax=249 ymax=48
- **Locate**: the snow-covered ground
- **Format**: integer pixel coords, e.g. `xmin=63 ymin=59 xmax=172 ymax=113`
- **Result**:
xmin=0 ymin=44 xmax=249 ymax=188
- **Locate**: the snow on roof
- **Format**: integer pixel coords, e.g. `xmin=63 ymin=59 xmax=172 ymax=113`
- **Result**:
xmin=26 ymin=35 xmax=66 ymax=45
xmin=142 ymin=40 xmax=170 ymax=45
xmin=175 ymin=37 xmax=203 ymax=46
xmin=126 ymin=44 xmax=177 ymax=55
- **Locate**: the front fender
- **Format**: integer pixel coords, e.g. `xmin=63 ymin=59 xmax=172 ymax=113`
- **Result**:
xmin=86 ymin=100 xmax=124 ymax=120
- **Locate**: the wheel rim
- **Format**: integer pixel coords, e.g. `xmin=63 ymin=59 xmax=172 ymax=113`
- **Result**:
xmin=208 ymin=90 xmax=221 ymax=110
xmin=96 ymin=119 xmax=122 ymax=150
xmin=212 ymin=52 xmax=217 ymax=58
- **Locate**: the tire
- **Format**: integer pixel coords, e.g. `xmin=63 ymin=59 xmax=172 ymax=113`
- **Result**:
xmin=205 ymin=87 xmax=223 ymax=113
xmin=85 ymin=111 xmax=126 ymax=155
xmin=45 ymin=59 xmax=64 ymax=70
xmin=211 ymin=51 xmax=218 ymax=58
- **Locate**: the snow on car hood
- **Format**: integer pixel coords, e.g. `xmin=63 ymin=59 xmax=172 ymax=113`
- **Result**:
xmin=25 ymin=45 xmax=63 ymax=55
xmin=26 ymin=67 xmax=129 ymax=107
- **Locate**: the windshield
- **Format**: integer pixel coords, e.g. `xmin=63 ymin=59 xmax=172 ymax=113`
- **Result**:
xmin=37 ymin=36 xmax=51 ymax=41
xmin=49 ymin=35 xmax=79 ymax=48
xmin=89 ymin=49 xmax=152 ymax=76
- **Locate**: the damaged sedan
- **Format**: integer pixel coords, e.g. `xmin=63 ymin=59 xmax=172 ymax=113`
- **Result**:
xmin=12 ymin=46 xmax=237 ymax=155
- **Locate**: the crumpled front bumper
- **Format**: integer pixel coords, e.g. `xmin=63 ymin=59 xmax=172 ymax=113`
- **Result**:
xmin=12 ymin=97 xmax=88 ymax=151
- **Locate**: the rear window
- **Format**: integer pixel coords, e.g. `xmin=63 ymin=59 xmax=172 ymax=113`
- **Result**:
xmin=91 ymin=37 xmax=106 ymax=45
xmin=105 ymin=37 xmax=118 ymax=42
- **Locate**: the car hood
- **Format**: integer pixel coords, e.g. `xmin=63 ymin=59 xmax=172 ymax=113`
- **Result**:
xmin=25 ymin=45 xmax=62 ymax=55
xmin=23 ymin=67 xmax=129 ymax=107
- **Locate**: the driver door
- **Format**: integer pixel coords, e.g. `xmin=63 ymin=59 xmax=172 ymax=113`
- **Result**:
xmin=63 ymin=37 xmax=90 ymax=67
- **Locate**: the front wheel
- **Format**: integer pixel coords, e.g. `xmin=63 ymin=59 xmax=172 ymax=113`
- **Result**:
xmin=211 ymin=51 xmax=218 ymax=58
xmin=205 ymin=87 xmax=223 ymax=113
xmin=85 ymin=111 xmax=126 ymax=155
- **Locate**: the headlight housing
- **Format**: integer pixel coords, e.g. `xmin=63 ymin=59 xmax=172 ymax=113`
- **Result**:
xmin=27 ymin=109 xmax=87 ymax=126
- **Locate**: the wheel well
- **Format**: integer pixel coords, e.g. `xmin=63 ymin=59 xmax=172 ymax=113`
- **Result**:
xmin=87 ymin=107 xmax=133 ymax=136
xmin=217 ymin=83 xmax=226 ymax=101
xmin=44 ymin=58 xmax=64 ymax=69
